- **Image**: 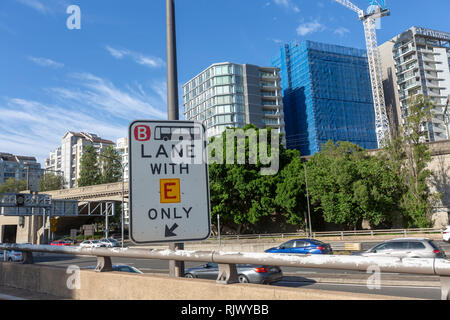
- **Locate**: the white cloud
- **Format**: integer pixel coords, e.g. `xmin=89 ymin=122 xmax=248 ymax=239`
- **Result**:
xmin=105 ymin=46 xmax=165 ymax=69
xmin=296 ymin=20 xmax=325 ymax=36
xmin=273 ymin=0 xmax=300 ymax=13
xmin=28 ymin=56 xmax=64 ymax=68
xmin=271 ymin=38 xmax=284 ymax=44
xmin=274 ymin=0 xmax=289 ymax=6
xmin=0 ymin=73 xmax=168 ymax=164
xmin=334 ymin=27 xmax=350 ymax=36
xmin=15 ymin=0 xmax=50 ymax=14
xmin=105 ymin=46 xmax=127 ymax=59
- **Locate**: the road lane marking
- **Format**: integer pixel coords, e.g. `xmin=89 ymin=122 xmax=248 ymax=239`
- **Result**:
xmin=276 ymin=281 xmax=440 ymax=290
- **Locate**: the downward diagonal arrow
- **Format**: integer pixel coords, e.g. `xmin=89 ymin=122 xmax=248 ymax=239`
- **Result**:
xmin=165 ymin=223 xmax=179 ymax=237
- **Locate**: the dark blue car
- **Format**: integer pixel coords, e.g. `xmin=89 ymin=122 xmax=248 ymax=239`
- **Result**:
xmin=265 ymin=239 xmax=333 ymax=255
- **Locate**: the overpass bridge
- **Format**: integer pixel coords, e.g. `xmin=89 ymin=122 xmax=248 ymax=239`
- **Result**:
xmin=45 ymin=181 xmax=129 ymax=202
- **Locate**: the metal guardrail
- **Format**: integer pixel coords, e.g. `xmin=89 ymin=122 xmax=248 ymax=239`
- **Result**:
xmin=210 ymin=228 xmax=443 ymax=241
xmin=1 ymin=243 xmax=450 ymax=300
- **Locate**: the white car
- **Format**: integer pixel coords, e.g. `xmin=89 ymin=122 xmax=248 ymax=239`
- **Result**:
xmin=79 ymin=240 xmax=106 ymax=248
xmin=99 ymin=238 xmax=120 ymax=248
xmin=0 ymin=250 xmax=23 ymax=262
xmin=443 ymin=226 xmax=450 ymax=242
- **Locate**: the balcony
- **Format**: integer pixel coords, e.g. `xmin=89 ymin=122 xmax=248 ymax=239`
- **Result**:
xmin=262 ymin=103 xmax=282 ymax=110
xmin=397 ymin=73 xmax=419 ymax=85
xmin=421 ymin=55 xmax=437 ymax=63
xmin=263 ymin=110 xmax=284 ymax=117
xmin=396 ymin=55 xmax=418 ymax=67
xmin=260 ymin=73 xmax=278 ymax=80
xmin=394 ymin=46 xmax=415 ymax=59
xmin=260 ymin=82 xmax=281 ymax=91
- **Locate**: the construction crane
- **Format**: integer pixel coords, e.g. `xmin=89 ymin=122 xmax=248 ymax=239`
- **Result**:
xmin=334 ymin=0 xmax=391 ymax=148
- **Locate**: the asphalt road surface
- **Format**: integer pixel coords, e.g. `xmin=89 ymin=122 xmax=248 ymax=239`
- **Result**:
xmin=31 ymin=253 xmax=442 ymax=299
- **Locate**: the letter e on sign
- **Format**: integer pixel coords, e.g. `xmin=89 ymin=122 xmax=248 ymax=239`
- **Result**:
xmin=160 ymin=179 xmax=180 ymax=203
xmin=134 ymin=125 xmax=151 ymax=141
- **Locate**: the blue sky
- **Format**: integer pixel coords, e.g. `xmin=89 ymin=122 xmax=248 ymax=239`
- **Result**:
xmin=1 ymin=0 xmax=449 ymax=164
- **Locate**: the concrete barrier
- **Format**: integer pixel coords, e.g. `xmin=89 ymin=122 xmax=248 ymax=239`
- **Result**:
xmin=0 ymin=262 xmax=416 ymax=300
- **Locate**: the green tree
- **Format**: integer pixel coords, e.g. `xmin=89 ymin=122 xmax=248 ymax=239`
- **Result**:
xmin=208 ymin=125 xmax=291 ymax=233
xmin=0 ymin=178 xmax=27 ymax=193
xmin=38 ymin=173 xmax=64 ymax=192
xmin=400 ymin=95 xmax=440 ymax=227
xmin=274 ymin=154 xmax=308 ymax=226
xmin=306 ymin=141 xmax=403 ymax=229
xmin=78 ymin=145 xmax=102 ymax=187
xmin=100 ymin=145 xmax=122 ymax=184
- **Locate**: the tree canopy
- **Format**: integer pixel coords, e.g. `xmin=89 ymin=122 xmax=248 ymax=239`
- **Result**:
xmin=0 ymin=178 xmax=27 ymax=193
xmin=78 ymin=144 xmax=102 ymax=187
xmin=100 ymin=145 xmax=123 ymax=184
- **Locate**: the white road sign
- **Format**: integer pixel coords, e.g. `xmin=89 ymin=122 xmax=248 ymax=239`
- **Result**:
xmin=128 ymin=120 xmax=211 ymax=243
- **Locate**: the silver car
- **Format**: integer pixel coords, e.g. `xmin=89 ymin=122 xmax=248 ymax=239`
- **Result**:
xmin=184 ymin=263 xmax=283 ymax=284
xmin=355 ymin=238 xmax=445 ymax=258
xmin=0 ymin=250 xmax=23 ymax=262
xmin=99 ymin=238 xmax=120 ymax=248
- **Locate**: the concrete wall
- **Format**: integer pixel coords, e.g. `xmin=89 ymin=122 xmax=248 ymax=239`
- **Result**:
xmin=0 ymin=262 xmax=409 ymax=300
xmin=428 ymin=151 xmax=450 ymax=228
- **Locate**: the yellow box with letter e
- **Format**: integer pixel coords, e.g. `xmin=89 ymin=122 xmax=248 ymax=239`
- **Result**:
xmin=160 ymin=179 xmax=181 ymax=203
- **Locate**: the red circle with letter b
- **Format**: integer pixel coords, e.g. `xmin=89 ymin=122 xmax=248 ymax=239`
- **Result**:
xmin=134 ymin=125 xmax=151 ymax=141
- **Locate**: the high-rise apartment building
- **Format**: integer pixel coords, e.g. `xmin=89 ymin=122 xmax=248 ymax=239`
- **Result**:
xmin=46 ymin=132 xmax=115 ymax=188
xmin=380 ymin=26 xmax=450 ymax=141
xmin=115 ymin=137 xmax=129 ymax=182
xmin=0 ymin=152 xmax=42 ymax=191
xmin=182 ymin=62 xmax=285 ymax=140
xmin=45 ymin=147 xmax=62 ymax=174
xmin=272 ymin=41 xmax=378 ymax=156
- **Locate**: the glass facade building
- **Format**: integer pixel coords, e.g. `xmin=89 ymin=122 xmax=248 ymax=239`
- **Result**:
xmin=183 ymin=62 xmax=285 ymax=140
xmin=271 ymin=41 xmax=378 ymax=156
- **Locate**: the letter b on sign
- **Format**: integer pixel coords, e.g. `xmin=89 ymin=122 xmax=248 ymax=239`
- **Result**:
xmin=134 ymin=125 xmax=151 ymax=141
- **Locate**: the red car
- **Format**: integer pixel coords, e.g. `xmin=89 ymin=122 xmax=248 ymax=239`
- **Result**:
xmin=50 ymin=240 xmax=72 ymax=246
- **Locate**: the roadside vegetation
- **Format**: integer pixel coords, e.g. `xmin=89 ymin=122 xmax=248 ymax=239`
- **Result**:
xmin=209 ymin=94 xmax=441 ymax=234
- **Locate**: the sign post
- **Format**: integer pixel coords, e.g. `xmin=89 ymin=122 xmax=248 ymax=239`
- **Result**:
xmin=128 ymin=120 xmax=211 ymax=244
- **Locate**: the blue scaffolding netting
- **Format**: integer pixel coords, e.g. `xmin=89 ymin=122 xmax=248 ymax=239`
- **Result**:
xmin=272 ymin=41 xmax=378 ymax=156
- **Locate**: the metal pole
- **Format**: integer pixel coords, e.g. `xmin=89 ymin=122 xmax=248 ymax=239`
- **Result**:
xmin=304 ymin=164 xmax=312 ymax=239
xmin=217 ymin=214 xmax=221 ymax=248
xmin=166 ymin=0 xmax=179 ymax=121
xmin=121 ymin=165 xmax=125 ymax=248
xmin=166 ymin=0 xmax=184 ymax=277
xmin=42 ymin=209 xmax=46 ymax=244
xmin=26 ymin=167 xmax=29 ymax=192
xmin=105 ymin=204 xmax=109 ymax=239
xmin=47 ymin=210 xmax=51 ymax=242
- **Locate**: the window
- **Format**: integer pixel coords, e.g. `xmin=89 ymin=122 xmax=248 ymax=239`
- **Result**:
xmin=409 ymin=242 xmax=426 ymax=250
xmin=214 ymin=76 xmax=232 ymax=85
xmin=372 ymin=243 xmax=390 ymax=251
xmin=391 ymin=242 xmax=408 ymax=250
xmin=214 ymin=65 xmax=231 ymax=76
xmin=215 ymin=85 xmax=231 ymax=95
xmin=281 ymin=241 xmax=295 ymax=249
xmin=293 ymin=241 xmax=306 ymax=247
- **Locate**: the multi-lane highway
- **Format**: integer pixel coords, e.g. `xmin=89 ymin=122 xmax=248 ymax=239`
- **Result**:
xmin=31 ymin=251 xmax=443 ymax=300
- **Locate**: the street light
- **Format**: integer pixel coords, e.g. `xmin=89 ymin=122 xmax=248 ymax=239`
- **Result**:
xmin=304 ymin=163 xmax=312 ymax=239
xmin=97 ymin=153 xmax=127 ymax=248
